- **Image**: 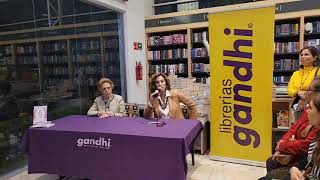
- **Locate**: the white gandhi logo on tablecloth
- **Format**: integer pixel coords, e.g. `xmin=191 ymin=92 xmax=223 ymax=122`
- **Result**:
xmin=77 ymin=137 xmax=112 ymax=150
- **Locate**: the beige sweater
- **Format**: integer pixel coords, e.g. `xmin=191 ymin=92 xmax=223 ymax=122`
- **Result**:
xmin=144 ymin=90 xmax=197 ymax=120
xmin=87 ymin=94 xmax=126 ymax=117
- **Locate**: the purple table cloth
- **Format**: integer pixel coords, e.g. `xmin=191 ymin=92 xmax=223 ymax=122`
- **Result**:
xmin=24 ymin=115 xmax=202 ymax=180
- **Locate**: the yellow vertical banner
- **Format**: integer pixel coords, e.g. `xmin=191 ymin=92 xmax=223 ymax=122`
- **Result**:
xmin=210 ymin=6 xmax=275 ymax=163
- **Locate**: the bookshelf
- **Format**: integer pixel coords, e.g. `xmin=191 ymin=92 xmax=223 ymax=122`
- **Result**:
xmin=72 ymin=37 xmax=102 ymax=83
xmin=191 ymin=28 xmax=209 ymax=80
xmin=304 ymin=16 xmax=320 ymax=50
xmin=15 ymin=42 xmax=40 ymax=82
xmin=146 ymin=27 xmax=210 ymax=82
xmin=41 ymin=40 xmax=69 ymax=87
xmin=0 ymin=45 xmax=14 ymax=80
xmin=147 ymin=30 xmax=189 ymax=77
xmin=104 ymin=37 xmax=121 ymax=93
xmin=272 ymin=98 xmax=292 ymax=152
xmin=273 ymin=18 xmax=300 ymax=88
xmin=0 ymin=34 xmax=122 ymax=95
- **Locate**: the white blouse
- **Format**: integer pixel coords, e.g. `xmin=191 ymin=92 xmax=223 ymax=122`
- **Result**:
xmin=158 ymin=90 xmax=170 ymax=118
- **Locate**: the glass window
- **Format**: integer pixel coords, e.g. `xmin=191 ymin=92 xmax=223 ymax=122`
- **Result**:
xmin=0 ymin=0 xmax=125 ymax=175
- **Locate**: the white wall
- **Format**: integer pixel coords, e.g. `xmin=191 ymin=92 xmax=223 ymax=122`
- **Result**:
xmin=88 ymin=0 xmax=153 ymax=104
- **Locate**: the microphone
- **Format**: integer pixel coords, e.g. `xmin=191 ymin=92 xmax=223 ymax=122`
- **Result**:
xmin=152 ymin=89 xmax=160 ymax=97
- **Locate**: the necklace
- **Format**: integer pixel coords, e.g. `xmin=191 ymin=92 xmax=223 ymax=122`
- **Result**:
xmin=103 ymin=94 xmax=114 ymax=111
xmin=300 ymin=67 xmax=315 ymax=90
xmin=159 ymin=97 xmax=168 ymax=110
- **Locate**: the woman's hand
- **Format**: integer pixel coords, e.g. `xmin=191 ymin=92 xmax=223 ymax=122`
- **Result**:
xmin=98 ymin=111 xmax=114 ymax=118
xmin=272 ymin=151 xmax=280 ymax=160
xmin=149 ymin=90 xmax=159 ymax=106
xmin=290 ymin=166 xmax=304 ymax=180
xmin=297 ymin=91 xmax=307 ymax=99
xmin=275 ymin=139 xmax=284 ymax=151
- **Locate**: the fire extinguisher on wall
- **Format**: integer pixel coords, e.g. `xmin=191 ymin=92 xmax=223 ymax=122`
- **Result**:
xmin=136 ymin=61 xmax=143 ymax=80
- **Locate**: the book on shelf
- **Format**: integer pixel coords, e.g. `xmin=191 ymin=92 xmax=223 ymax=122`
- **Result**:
xmin=43 ymin=42 xmax=67 ymax=52
xmin=148 ymin=48 xmax=187 ymax=60
xmin=274 ymin=42 xmax=300 ymax=54
xmin=192 ymin=31 xmax=208 ymax=43
xmin=105 ymin=39 xmax=119 ymax=48
xmin=163 ymin=35 xmax=173 ymax=45
xmin=274 ymin=59 xmax=299 ymax=71
xmin=177 ymin=1 xmax=199 ymax=12
xmin=191 ymin=48 xmax=208 ymax=57
xmin=276 ymin=110 xmax=290 ymax=129
xmin=305 ymin=21 xmax=320 ymax=33
xmin=148 ymin=34 xmax=187 ymax=46
xmin=0 ymin=45 xmax=12 ymax=55
xmin=273 ymin=76 xmax=290 ymax=84
xmin=275 ymin=23 xmax=299 ymax=35
xmin=274 ymin=84 xmax=289 ymax=96
xmin=192 ymin=63 xmax=210 ymax=72
xmin=150 ymin=64 xmax=187 ymax=75
xmin=304 ymin=39 xmax=320 ymax=50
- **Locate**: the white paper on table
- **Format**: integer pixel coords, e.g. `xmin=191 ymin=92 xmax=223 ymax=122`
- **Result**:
xmin=33 ymin=106 xmax=48 ymax=125
xmin=30 ymin=121 xmax=55 ymax=128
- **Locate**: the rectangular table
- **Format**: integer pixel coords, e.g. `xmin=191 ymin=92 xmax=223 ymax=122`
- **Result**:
xmin=24 ymin=115 xmax=203 ymax=180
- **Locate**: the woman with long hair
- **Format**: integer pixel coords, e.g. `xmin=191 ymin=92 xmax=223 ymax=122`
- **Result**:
xmin=144 ymin=73 xmax=197 ymax=120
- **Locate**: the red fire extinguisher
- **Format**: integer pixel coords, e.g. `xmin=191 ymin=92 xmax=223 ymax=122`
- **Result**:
xmin=136 ymin=61 xmax=143 ymax=80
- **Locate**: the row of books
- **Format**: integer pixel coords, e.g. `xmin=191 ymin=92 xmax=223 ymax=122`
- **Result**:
xmin=274 ymin=84 xmax=288 ymax=96
xmin=105 ymin=51 xmax=120 ymax=63
xmin=72 ymin=54 xmax=101 ymax=63
xmin=46 ymin=78 xmax=65 ymax=87
xmin=275 ymin=23 xmax=299 ymax=35
xmin=305 ymin=21 xmax=320 ymax=33
xmin=149 ymin=64 xmax=188 ymax=75
xmin=44 ymin=67 xmax=69 ymax=75
xmin=304 ymin=39 xmax=320 ymax=50
xmin=274 ymin=42 xmax=300 ymax=54
xmin=105 ymin=39 xmax=119 ymax=48
xmin=274 ymin=59 xmax=299 ymax=71
xmin=148 ymin=48 xmax=188 ymax=60
xmin=105 ymin=52 xmax=120 ymax=63
xmin=147 ymin=34 xmax=188 ymax=46
xmin=273 ymin=76 xmax=290 ymax=84
xmin=74 ymin=66 xmax=102 ymax=77
xmin=0 ymin=46 xmax=12 ymax=55
xmin=192 ymin=31 xmax=208 ymax=43
xmin=43 ymin=55 xmax=68 ymax=64
xmin=73 ymin=40 xmax=101 ymax=50
xmin=192 ymin=63 xmax=210 ymax=72
xmin=191 ymin=48 xmax=208 ymax=57
xmin=177 ymin=1 xmax=199 ymax=12
xmin=17 ymin=45 xmax=37 ymax=54
xmin=17 ymin=57 xmax=38 ymax=65
xmin=104 ymin=65 xmax=119 ymax=76
xmin=42 ymin=42 xmax=67 ymax=52
xmin=0 ymin=57 xmax=13 ymax=65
